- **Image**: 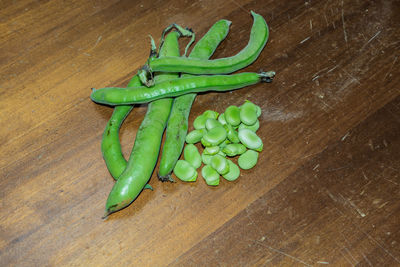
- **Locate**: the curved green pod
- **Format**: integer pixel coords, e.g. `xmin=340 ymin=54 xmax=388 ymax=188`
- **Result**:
xmin=153 ymin=20 xmax=231 ymax=182
xmin=100 ymin=77 xmax=139 ymax=180
xmin=91 ymin=72 xmax=275 ymax=105
xmin=104 ymin=31 xmax=181 ymax=217
xmin=142 ymin=11 xmax=269 ymax=77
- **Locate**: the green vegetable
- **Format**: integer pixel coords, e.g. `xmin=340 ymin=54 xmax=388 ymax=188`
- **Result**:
xmin=201 ymin=165 xmax=220 ymax=186
xmin=104 ymin=31 xmax=180 ymax=217
xmin=238 ymin=150 xmax=259 ymax=170
xmin=173 ymin=160 xmax=198 ymax=182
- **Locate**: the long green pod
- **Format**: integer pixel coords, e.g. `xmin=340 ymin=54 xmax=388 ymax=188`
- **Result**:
xmin=158 ymin=19 xmax=231 ymax=181
xmin=104 ymin=31 xmax=181 ymax=217
xmin=142 ymin=11 xmax=269 ymax=79
xmin=91 ymin=71 xmax=275 ymax=105
xmin=101 ymin=75 xmax=141 ymax=180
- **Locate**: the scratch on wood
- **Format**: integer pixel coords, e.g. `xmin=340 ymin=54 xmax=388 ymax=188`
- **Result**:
xmin=300 ymin=36 xmax=311 ymax=44
xmin=341 ymin=193 xmax=366 ymax=217
xmin=327 ymin=65 xmax=339 ymax=73
xmin=362 ymin=170 xmax=368 ymax=180
xmin=341 ymin=132 xmax=350 ymax=141
xmin=339 ymin=248 xmax=356 ymax=266
xmin=256 ymin=242 xmax=312 ymax=267
xmin=341 ymin=1 xmax=348 ymax=43
xmin=361 ymin=252 xmax=373 ymax=266
xmin=383 ymin=56 xmax=398 ymax=81
xmin=317 ymin=261 xmax=329 ymax=264
xmin=360 ymin=228 xmax=400 ymax=263
xmin=93 ymin=35 xmax=102 ymax=48
xmin=361 ymin=30 xmax=381 ymax=50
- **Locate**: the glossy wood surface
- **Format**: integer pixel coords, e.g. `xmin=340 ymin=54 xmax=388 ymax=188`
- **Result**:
xmin=1 ymin=0 xmax=399 ymax=266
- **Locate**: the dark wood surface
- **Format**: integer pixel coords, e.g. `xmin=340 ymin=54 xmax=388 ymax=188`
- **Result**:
xmin=1 ymin=0 xmax=399 ymax=266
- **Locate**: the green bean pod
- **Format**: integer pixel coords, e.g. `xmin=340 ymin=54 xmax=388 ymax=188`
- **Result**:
xmin=156 ymin=19 xmax=231 ymax=181
xmin=142 ymin=11 xmax=269 ymax=79
xmin=91 ymin=71 xmax=275 ymax=105
xmin=104 ymin=31 xmax=181 ymax=217
xmin=100 ymin=75 xmax=141 ymax=180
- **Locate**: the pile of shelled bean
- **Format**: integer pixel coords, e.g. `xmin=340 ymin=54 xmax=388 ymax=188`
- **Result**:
xmin=90 ymin=11 xmax=275 ymax=218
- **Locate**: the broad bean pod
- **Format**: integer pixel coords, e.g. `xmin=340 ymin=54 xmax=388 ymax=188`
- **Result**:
xmin=157 ymin=20 xmax=231 ymax=181
xmin=104 ymin=31 xmax=181 ymax=217
xmin=91 ymin=71 xmax=275 ymax=105
xmin=100 ymin=75 xmax=140 ymax=180
xmin=138 ymin=11 xmax=269 ymax=85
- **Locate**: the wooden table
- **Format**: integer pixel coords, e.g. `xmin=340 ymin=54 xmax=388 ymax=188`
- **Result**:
xmin=1 ymin=0 xmax=399 ymax=266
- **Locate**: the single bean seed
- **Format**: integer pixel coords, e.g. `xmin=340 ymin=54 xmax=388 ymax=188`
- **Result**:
xmin=224 ymin=105 xmax=241 ymax=126
xmin=238 ymin=150 xmax=259 ymax=170
xmin=240 ymin=101 xmax=258 ymax=125
xmin=173 ymin=160 xmax=198 ymax=182
xmin=222 ymin=143 xmax=247 ymax=157
xmin=210 ymin=154 xmax=230 ymax=175
xmin=218 ymin=113 xmax=227 ymax=125
xmin=224 ymin=123 xmax=240 ymax=143
xmin=201 ymin=126 xmax=227 ymax=147
xmin=201 ymin=165 xmax=220 ymax=186
xmin=184 ymin=144 xmax=202 ymax=169
xmin=217 ymin=150 xmax=226 ymax=157
xmin=238 ymin=128 xmax=263 ymax=150
xmin=193 ymin=110 xmax=220 ymax=129
xmin=185 ymin=128 xmax=207 ymax=143
xmin=205 ymin=118 xmax=222 ymax=130
xmin=255 ymin=105 xmax=262 ymax=117
xmin=223 ymin=159 xmax=241 ymax=181
xmin=202 ymin=153 xmax=213 ymax=165
xmin=203 ymin=146 xmax=220 ymax=155
xmin=238 ymin=120 xmax=259 ymax=132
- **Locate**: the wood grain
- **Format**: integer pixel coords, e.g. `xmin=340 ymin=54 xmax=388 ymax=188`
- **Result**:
xmin=1 ymin=0 xmax=399 ymax=266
